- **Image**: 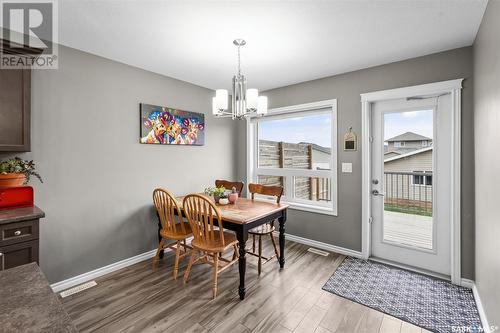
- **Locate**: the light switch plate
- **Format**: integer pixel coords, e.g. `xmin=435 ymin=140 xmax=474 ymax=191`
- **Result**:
xmin=342 ymin=163 xmax=352 ymax=173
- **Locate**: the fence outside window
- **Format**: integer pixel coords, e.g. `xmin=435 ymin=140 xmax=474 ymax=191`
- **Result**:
xmin=384 ymin=171 xmax=433 ymax=216
xmin=258 ymin=140 xmax=331 ymax=202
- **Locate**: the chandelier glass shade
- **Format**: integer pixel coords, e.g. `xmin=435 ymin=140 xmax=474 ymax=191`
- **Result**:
xmin=212 ymin=39 xmax=268 ymax=119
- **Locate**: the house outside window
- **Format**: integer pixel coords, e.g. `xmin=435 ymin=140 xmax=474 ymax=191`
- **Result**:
xmin=247 ymin=100 xmax=338 ymax=215
xmin=413 ymin=170 xmax=432 ymax=186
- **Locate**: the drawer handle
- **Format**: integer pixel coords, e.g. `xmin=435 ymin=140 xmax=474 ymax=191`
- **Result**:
xmin=14 ymin=230 xmax=21 ymax=236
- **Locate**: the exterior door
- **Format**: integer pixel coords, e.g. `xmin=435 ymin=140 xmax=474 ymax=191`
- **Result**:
xmin=370 ymin=95 xmax=452 ymax=276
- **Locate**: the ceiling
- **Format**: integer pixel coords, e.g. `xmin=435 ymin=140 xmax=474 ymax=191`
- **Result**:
xmin=58 ymin=0 xmax=488 ymax=91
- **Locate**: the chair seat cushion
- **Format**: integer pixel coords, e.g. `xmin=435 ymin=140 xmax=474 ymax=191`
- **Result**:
xmin=192 ymin=231 xmax=238 ymax=252
xmin=160 ymin=222 xmax=192 ymax=240
xmin=248 ymin=223 xmax=275 ymax=235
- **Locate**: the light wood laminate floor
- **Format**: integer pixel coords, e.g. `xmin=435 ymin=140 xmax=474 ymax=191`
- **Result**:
xmin=62 ymin=239 xmax=432 ymax=333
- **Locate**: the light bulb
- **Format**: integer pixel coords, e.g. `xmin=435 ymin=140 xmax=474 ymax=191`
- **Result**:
xmin=246 ymin=88 xmax=259 ymax=110
xmin=212 ymin=97 xmax=219 ymax=115
xmin=215 ymin=89 xmax=228 ymax=110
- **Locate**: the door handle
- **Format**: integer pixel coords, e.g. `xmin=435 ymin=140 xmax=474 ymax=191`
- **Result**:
xmin=372 ymin=190 xmax=384 ymax=196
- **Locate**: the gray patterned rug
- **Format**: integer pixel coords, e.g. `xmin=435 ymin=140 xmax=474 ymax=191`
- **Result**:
xmin=322 ymin=257 xmax=482 ymax=333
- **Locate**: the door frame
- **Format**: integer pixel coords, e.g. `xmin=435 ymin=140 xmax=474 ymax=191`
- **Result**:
xmin=360 ymin=79 xmax=463 ymax=285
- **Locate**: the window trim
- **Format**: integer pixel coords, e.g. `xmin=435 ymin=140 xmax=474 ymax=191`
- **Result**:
xmin=246 ymin=99 xmax=338 ymax=216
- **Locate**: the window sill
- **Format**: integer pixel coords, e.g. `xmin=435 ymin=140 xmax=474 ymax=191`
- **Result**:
xmin=252 ymin=197 xmax=337 ymax=216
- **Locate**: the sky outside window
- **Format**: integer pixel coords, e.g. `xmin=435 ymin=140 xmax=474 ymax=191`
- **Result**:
xmin=384 ymin=110 xmax=433 ymax=140
xmin=258 ymin=114 xmax=331 ymax=148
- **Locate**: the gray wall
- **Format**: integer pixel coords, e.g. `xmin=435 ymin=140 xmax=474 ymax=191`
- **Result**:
xmin=236 ymin=47 xmax=475 ymax=279
xmin=0 ymin=45 xmax=237 ymax=283
xmin=473 ymin=0 xmax=500 ymax=326
xmin=0 ymin=44 xmax=477 ymax=283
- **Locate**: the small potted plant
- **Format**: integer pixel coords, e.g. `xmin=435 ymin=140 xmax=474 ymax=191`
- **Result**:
xmin=204 ymin=186 xmax=226 ymax=203
xmin=218 ymin=193 xmax=229 ymax=205
xmin=0 ymin=157 xmax=43 ymax=187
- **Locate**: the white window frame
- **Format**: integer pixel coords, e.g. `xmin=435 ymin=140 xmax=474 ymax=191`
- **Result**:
xmin=246 ymin=99 xmax=338 ymax=216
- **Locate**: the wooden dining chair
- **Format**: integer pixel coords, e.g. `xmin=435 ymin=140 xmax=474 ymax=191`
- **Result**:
xmin=247 ymin=183 xmax=284 ymax=275
xmin=152 ymin=188 xmax=192 ymax=279
xmin=215 ymin=179 xmax=244 ymax=196
xmin=182 ymin=194 xmax=239 ymax=298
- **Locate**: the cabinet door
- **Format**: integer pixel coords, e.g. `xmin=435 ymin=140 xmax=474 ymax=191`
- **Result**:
xmin=0 ymin=68 xmax=31 ymax=151
xmin=0 ymin=240 xmax=38 ymax=270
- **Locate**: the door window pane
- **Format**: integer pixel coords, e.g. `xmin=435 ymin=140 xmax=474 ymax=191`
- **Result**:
xmin=383 ymin=110 xmax=433 ymax=250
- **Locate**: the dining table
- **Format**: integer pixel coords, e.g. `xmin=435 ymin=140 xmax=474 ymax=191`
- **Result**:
xmin=156 ymin=195 xmax=289 ymax=300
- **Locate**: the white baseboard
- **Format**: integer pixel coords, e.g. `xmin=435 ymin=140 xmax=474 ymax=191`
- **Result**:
xmin=461 ymin=278 xmax=474 ymax=289
xmin=51 ymin=233 xmax=355 ymax=294
xmin=50 ymin=249 xmax=157 ymax=293
xmin=50 ymin=233 xmax=357 ymax=294
xmin=283 ymin=232 xmax=364 ymax=258
xmin=472 ymin=283 xmax=492 ymax=333
xmin=50 ymin=237 xmax=195 ymax=293
xmin=459 ymin=278 xmax=493 ymax=333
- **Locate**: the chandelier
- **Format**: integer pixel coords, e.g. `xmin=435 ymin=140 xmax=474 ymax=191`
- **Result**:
xmin=212 ymin=39 xmax=268 ymax=119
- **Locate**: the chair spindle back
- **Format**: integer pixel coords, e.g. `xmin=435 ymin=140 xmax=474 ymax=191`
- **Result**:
xmin=183 ymin=194 xmax=225 ymax=246
xmin=152 ymin=188 xmax=186 ymax=235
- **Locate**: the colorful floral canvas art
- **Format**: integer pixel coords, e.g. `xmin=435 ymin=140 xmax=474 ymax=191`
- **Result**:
xmin=140 ymin=103 xmax=205 ymax=145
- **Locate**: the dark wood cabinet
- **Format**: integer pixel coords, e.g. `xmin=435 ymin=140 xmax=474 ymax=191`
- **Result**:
xmin=0 ymin=206 xmax=44 ymax=271
xmin=0 ymin=219 xmax=39 ymax=246
xmin=0 ymin=68 xmax=31 ymax=151
xmin=0 ymin=37 xmax=41 ymax=152
xmin=0 ymin=240 xmax=39 ymax=270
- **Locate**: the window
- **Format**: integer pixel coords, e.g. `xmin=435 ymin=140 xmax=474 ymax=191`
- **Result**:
xmin=424 ymin=172 xmax=432 ymax=186
xmin=248 ymin=100 xmax=337 ymax=215
xmin=422 ymin=140 xmax=428 ymax=147
xmin=394 ymin=141 xmax=405 ymax=148
xmin=413 ymin=171 xmax=432 ymax=186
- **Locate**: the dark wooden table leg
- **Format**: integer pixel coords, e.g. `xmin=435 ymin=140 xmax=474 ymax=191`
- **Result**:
xmin=157 ymin=212 xmax=164 ymax=259
xmin=278 ymin=209 xmax=287 ymax=269
xmin=236 ymin=227 xmax=248 ymax=300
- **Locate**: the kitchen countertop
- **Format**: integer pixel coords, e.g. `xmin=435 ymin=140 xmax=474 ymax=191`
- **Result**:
xmin=0 ymin=205 xmax=45 ymax=225
xmin=0 ymin=263 xmax=78 ymax=332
